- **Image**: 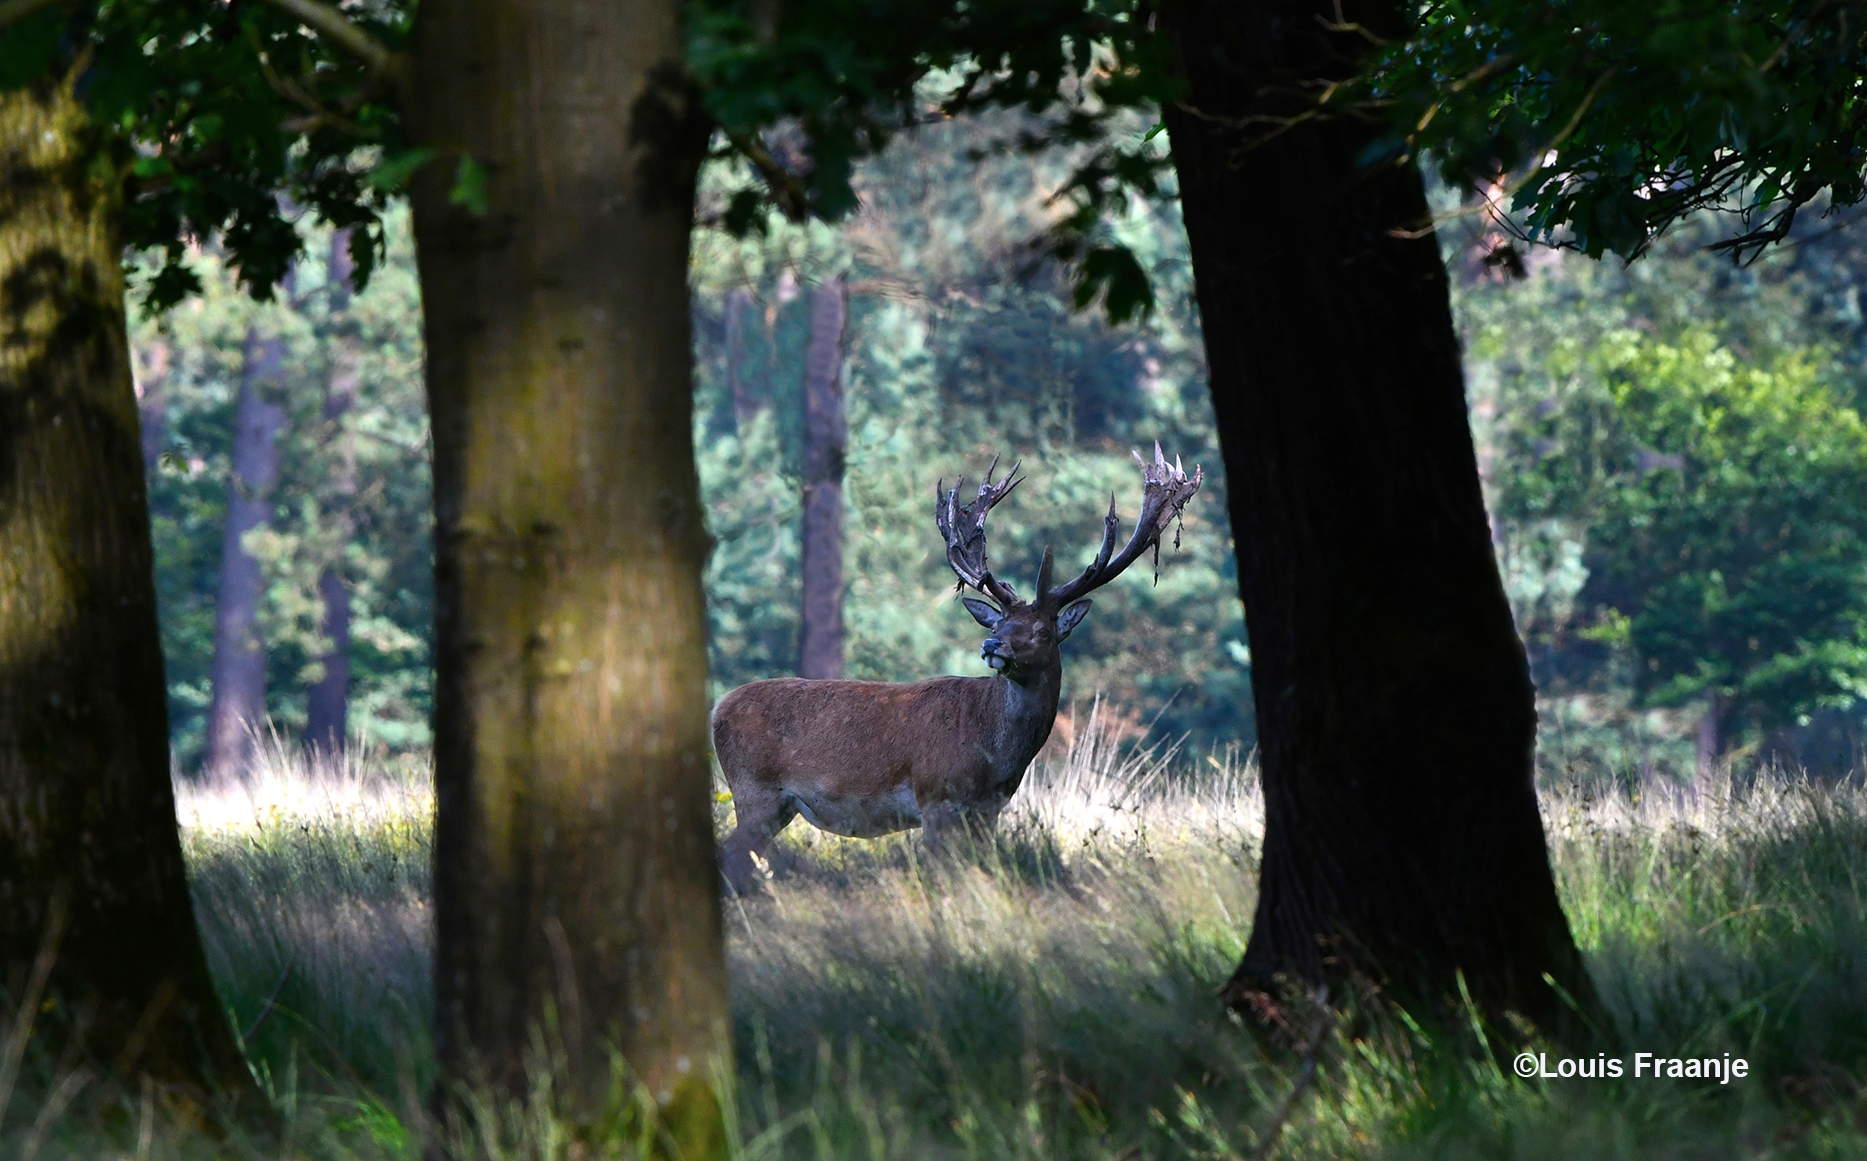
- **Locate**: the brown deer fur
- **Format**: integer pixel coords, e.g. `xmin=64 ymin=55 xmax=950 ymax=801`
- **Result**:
xmin=714 ymin=447 xmax=1200 ymax=893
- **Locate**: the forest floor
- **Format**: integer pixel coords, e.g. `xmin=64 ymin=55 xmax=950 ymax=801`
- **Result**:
xmin=12 ymin=707 xmax=1867 ymax=1159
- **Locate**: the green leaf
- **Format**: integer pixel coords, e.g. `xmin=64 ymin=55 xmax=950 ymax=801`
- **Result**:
xmin=1073 ymin=245 xmax=1155 ymax=326
xmin=368 ymin=148 xmax=439 ymax=192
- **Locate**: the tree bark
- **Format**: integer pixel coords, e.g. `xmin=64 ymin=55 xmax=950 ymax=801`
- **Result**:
xmin=725 ymin=286 xmax=760 ymax=430
xmin=1160 ymin=0 xmax=1596 ymax=1030
xmin=203 ymin=327 xmax=287 ymax=777
xmin=305 ymin=229 xmax=360 ymax=755
xmin=407 ymin=0 xmax=729 ymax=1147
xmin=797 ymin=278 xmax=847 ymax=680
xmin=0 ymin=69 xmax=256 ymax=1110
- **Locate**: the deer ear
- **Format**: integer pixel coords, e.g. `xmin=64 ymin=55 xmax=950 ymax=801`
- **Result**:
xmin=961 ymin=597 xmax=1004 ymax=629
xmin=1056 ymin=599 xmax=1092 ymax=641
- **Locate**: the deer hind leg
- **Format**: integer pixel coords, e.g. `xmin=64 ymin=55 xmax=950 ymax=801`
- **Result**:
xmin=719 ymin=788 xmax=796 ymax=896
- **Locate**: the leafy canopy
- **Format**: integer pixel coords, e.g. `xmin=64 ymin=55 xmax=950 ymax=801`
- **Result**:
xmin=2 ymin=0 xmax=406 ymax=308
xmin=1366 ymin=0 xmax=1867 ymax=261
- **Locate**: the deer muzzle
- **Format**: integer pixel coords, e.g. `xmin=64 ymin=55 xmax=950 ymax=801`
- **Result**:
xmin=981 ymin=637 xmax=1010 ymax=671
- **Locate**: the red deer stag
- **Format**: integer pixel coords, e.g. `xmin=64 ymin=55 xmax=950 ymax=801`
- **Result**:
xmin=712 ymin=444 xmax=1202 ymax=893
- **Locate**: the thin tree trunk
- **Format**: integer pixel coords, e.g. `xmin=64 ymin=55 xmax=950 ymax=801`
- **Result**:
xmin=1160 ymin=0 xmax=1596 ymax=1031
xmin=726 ymin=286 xmax=760 ymax=430
xmin=203 ymin=328 xmax=287 ymax=777
xmin=305 ymin=229 xmax=360 ymax=755
xmin=798 ymin=278 xmax=847 ymax=680
xmin=408 ymin=0 xmax=729 ymax=1147
xmin=0 ymin=69 xmax=256 ymax=1110
xmin=134 ymin=337 xmax=170 ymax=475
xmin=1694 ymin=690 xmax=1724 ymax=797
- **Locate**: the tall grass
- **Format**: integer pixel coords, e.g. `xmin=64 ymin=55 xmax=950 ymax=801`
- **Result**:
xmin=8 ymin=710 xmax=1867 ymax=1157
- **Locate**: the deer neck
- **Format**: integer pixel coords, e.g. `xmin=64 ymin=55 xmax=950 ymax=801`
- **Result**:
xmin=987 ymin=657 xmax=1062 ymax=778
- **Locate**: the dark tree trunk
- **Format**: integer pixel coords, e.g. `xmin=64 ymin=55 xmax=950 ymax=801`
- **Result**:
xmin=1160 ymin=0 xmax=1596 ymax=1030
xmin=305 ymin=229 xmax=360 ymax=755
xmin=726 ymin=286 xmax=761 ymax=430
xmin=408 ymin=0 xmax=729 ymax=1147
xmin=797 ymin=278 xmax=847 ymax=680
xmin=0 ymin=70 xmax=256 ymax=1111
xmin=203 ymin=328 xmax=287 ymax=777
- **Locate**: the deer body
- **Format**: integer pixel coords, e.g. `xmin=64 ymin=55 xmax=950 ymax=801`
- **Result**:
xmin=714 ymin=447 xmax=1200 ymax=894
xmin=714 ymin=663 xmax=1057 ymax=842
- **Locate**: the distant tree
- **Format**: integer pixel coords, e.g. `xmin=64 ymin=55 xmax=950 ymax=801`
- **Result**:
xmin=133 ymin=337 xmax=171 ymax=473
xmin=798 ymin=277 xmax=848 ymax=679
xmin=725 ymin=286 xmax=762 ymax=430
xmin=304 ymin=228 xmax=362 ymax=754
xmin=204 ymin=326 xmax=288 ymax=775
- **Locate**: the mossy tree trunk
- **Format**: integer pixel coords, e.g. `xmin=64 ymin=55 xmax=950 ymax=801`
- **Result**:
xmin=0 ymin=69 xmax=255 ymax=1109
xmin=1161 ymin=0 xmax=1598 ymax=1031
xmin=408 ymin=0 xmax=729 ymax=1147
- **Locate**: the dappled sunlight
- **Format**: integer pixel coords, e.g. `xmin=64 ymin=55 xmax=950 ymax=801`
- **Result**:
xmin=174 ymin=730 xmax=432 ymax=839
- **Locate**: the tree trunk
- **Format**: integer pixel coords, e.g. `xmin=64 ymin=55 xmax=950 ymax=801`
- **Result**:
xmin=0 ymin=70 xmax=256 ymax=1111
xmin=203 ymin=327 xmax=287 ymax=777
xmin=797 ymin=278 xmax=847 ymax=680
xmin=726 ymin=286 xmax=760 ymax=430
xmin=1694 ymin=690 xmax=1724 ymax=797
xmin=1160 ymin=0 xmax=1596 ymax=1030
xmin=305 ymin=229 xmax=360 ymax=755
xmin=133 ymin=337 xmax=170 ymax=475
xmin=407 ymin=0 xmax=729 ymax=1147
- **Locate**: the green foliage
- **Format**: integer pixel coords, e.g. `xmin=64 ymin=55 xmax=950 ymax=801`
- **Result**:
xmin=1374 ymin=0 xmax=1867 ymax=261
xmin=133 ymin=213 xmax=432 ymax=766
xmin=687 ymin=1 xmax=1179 ymax=326
xmin=1457 ymin=212 xmax=1867 ymax=775
xmin=0 ymin=0 xmax=407 ymax=310
xmin=1583 ymin=332 xmax=1867 ymax=726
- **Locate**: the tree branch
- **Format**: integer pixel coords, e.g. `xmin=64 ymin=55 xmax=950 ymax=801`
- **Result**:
xmin=256 ymin=0 xmax=404 ymax=81
xmin=723 ymin=129 xmax=810 ymax=220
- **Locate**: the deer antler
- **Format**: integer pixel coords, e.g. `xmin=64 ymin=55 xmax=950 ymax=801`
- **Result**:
xmin=1046 ymin=442 xmax=1203 ymax=607
xmin=936 ymin=456 xmax=1024 ymax=609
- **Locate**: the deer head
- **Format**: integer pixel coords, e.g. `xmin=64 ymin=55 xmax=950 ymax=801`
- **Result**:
xmin=936 ymin=443 xmax=1204 ymax=682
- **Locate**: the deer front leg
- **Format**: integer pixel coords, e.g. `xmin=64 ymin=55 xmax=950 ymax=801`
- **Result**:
xmin=719 ymin=789 xmax=795 ymax=896
xmin=919 ymin=801 xmax=964 ymax=855
xmin=920 ymin=799 xmax=1001 ymax=857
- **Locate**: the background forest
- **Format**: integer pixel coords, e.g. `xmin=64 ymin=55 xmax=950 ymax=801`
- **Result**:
xmin=134 ymin=107 xmax=1867 ymax=788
